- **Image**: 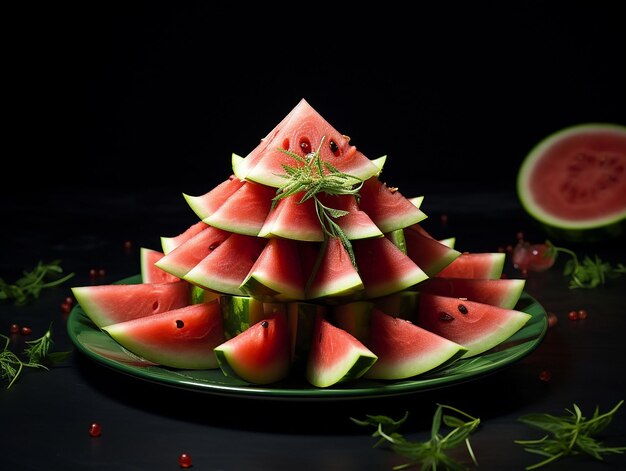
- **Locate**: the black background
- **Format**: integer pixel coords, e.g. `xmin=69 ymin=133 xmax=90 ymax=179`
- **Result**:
xmin=7 ymin=2 xmax=626 ymax=198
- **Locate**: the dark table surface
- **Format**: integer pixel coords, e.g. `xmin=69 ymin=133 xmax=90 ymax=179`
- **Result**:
xmin=1 ymin=187 xmax=625 ymax=471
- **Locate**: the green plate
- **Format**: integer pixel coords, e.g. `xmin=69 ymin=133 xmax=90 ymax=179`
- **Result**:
xmin=67 ymin=276 xmax=548 ymax=400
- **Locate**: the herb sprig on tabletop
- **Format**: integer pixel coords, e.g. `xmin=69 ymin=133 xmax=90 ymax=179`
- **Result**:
xmin=0 ymin=260 xmax=75 ymax=305
xmin=351 ymin=404 xmax=481 ymax=470
xmin=0 ymin=323 xmax=71 ymax=389
xmin=274 ymin=138 xmax=363 ymax=266
xmin=515 ymin=400 xmax=626 ymax=469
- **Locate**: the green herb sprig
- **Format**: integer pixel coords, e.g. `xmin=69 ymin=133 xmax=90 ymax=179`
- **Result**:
xmin=0 ymin=323 xmax=71 ymax=389
xmin=274 ymin=138 xmax=363 ymax=266
xmin=0 ymin=260 xmax=75 ymax=305
xmin=351 ymin=404 xmax=481 ymax=470
xmin=515 ymin=400 xmax=626 ymax=469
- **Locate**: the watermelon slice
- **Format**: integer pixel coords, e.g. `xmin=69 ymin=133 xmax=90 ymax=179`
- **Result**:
xmin=155 ymin=225 xmax=230 ymax=279
xmin=418 ymin=277 xmax=526 ymax=309
xmin=240 ymin=238 xmax=306 ymax=301
xmin=140 ymin=247 xmax=180 ymax=283
xmin=102 ymin=301 xmax=225 ymax=369
xmin=184 ymin=234 xmax=267 ymax=295
xmin=416 ymin=293 xmax=532 ymax=358
xmin=403 ymin=225 xmax=461 ymax=276
xmin=160 ymin=220 xmax=209 ymax=255
xmin=436 ymin=252 xmax=505 ymax=279
xmin=358 ymin=177 xmax=427 ymax=233
xmin=219 ymin=295 xmax=266 ymax=340
xmin=353 ymin=236 xmax=428 ymax=298
xmin=214 ymin=315 xmax=291 ymax=384
xmin=306 ymin=314 xmax=377 ymax=388
xmin=258 ymin=192 xmax=324 ymax=241
xmin=517 ymin=123 xmax=626 ymax=242
xmin=72 ymin=281 xmax=191 ymax=328
xmin=183 ymin=176 xmax=245 ymax=221
xmin=364 ymin=309 xmax=467 ymax=380
xmin=203 ymin=180 xmax=276 ymax=236
xmin=233 ymin=98 xmax=382 ymax=187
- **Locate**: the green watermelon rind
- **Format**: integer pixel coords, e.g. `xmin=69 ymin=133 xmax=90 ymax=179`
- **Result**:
xmin=517 ymin=123 xmax=626 ymax=235
xmin=306 ymin=348 xmax=378 ymax=388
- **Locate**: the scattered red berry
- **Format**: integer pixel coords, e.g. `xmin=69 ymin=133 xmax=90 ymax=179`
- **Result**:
xmin=9 ymin=323 xmax=20 ymax=334
xmin=65 ymin=296 xmax=74 ymax=305
xmin=88 ymin=423 xmax=102 ymax=437
xmin=123 ymin=240 xmax=132 ymax=250
xmin=60 ymin=302 xmax=72 ymax=314
xmin=568 ymin=310 xmax=579 ymax=321
xmin=98 ymin=268 xmax=106 ymax=277
xmin=89 ymin=268 xmax=98 ymax=278
xmin=178 ymin=453 xmax=193 ymax=468
xmin=539 ymin=370 xmax=552 ymax=382
xmin=20 ymin=326 xmax=32 ymax=336
xmin=440 ymin=214 xmax=448 ymax=225
xmin=577 ymin=309 xmax=588 ymax=320
xmin=547 ymin=312 xmax=558 ymax=328
xmin=516 ymin=231 xmax=525 ymax=241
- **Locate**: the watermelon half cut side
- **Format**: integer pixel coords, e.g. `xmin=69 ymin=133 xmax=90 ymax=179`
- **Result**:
xmin=517 ymin=123 xmax=626 ymax=242
xmin=102 ymin=301 xmax=225 ymax=370
xmin=71 ymin=281 xmax=192 ymax=328
xmin=364 ymin=309 xmax=467 ymax=380
xmin=306 ymin=314 xmax=377 ymax=388
xmin=416 ymin=293 xmax=532 ymax=358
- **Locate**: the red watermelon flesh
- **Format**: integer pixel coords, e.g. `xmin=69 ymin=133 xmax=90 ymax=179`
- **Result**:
xmin=183 ymin=176 xmax=245 ymax=221
xmin=140 ymin=247 xmax=180 ymax=283
xmin=102 ymin=301 xmax=225 ymax=369
xmin=258 ymin=191 xmax=324 ymax=241
xmin=318 ymin=193 xmax=383 ymax=240
xmin=204 ymin=180 xmax=276 ymax=236
xmin=418 ymin=277 xmax=526 ymax=309
xmin=305 ymin=238 xmax=364 ymax=299
xmin=364 ymin=309 xmax=467 ymax=380
xmin=234 ymin=99 xmax=382 ymax=188
xmin=214 ymin=315 xmax=291 ymax=384
xmin=436 ymin=252 xmax=505 ymax=279
xmin=184 ymin=234 xmax=267 ymax=295
xmin=353 ymin=236 xmax=428 ymax=299
xmin=358 ymin=177 xmax=427 ymax=233
xmin=72 ymin=281 xmax=191 ymax=328
xmin=416 ymin=293 xmax=532 ymax=358
xmin=306 ymin=314 xmax=377 ymax=388
xmin=155 ymin=225 xmax=230 ymax=279
xmin=160 ymin=220 xmax=209 ymax=255
xmin=403 ymin=225 xmax=461 ymax=276
xmin=240 ymin=238 xmax=306 ymax=300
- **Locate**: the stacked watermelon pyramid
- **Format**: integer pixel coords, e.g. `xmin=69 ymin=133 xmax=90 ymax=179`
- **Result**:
xmin=72 ymin=99 xmax=532 ymax=387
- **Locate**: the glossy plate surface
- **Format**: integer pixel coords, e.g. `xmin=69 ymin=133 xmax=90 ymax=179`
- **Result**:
xmin=68 ymin=276 xmax=548 ymax=400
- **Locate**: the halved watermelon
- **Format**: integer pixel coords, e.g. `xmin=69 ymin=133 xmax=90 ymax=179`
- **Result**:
xmin=358 ymin=177 xmax=427 ymax=233
xmin=72 ymin=281 xmax=191 ymax=328
xmin=102 ymin=301 xmax=224 ymax=369
xmin=306 ymin=314 xmax=377 ymax=388
xmin=155 ymin=225 xmax=230 ymax=279
xmin=418 ymin=277 xmax=526 ymax=309
xmin=233 ymin=98 xmax=382 ymax=187
xmin=517 ymin=123 xmax=626 ymax=242
xmin=160 ymin=220 xmax=209 ymax=255
xmin=416 ymin=293 xmax=532 ymax=358
xmin=214 ymin=315 xmax=291 ymax=384
xmin=140 ymin=247 xmax=180 ymax=283
xmin=436 ymin=252 xmax=505 ymax=279
xmin=363 ymin=309 xmax=467 ymax=380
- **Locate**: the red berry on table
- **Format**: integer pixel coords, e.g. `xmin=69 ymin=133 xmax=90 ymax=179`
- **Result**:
xmin=568 ymin=310 xmax=578 ymax=321
xmin=60 ymin=302 xmax=72 ymax=314
xmin=178 ymin=453 xmax=193 ymax=468
xmin=88 ymin=423 xmax=102 ymax=437
xmin=20 ymin=326 xmax=32 ymax=336
xmin=577 ymin=309 xmax=588 ymax=320
xmin=539 ymin=370 xmax=552 ymax=382
xmin=547 ymin=312 xmax=558 ymax=328
xmin=9 ymin=323 xmax=20 ymax=334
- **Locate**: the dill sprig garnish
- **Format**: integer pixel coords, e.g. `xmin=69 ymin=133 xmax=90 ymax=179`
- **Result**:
xmin=274 ymin=137 xmax=363 ymax=266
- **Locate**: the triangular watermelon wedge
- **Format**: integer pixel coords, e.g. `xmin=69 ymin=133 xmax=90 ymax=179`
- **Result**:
xmin=418 ymin=277 xmax=526 ymax=309
xmin=416 ymin=293 xmax=532 ymax=358
xmin=233 ymin=99 xmax=382 ymax=188
xmin=258 ymin=192 xmax=324 ymax=241
xmin=364 ymin=309 xmax=467 ymax=380
xmin=102 ymin=301 xmax=225 ymax=369
xmin=306 ymin=314 xmax=377 ymax=388
xmin=160 ymin=220 xmax=209 ymax=255
xmin=183 ymin=176 xmax=245 ymax=221
xmin=436 ymin=252 xmax=506 ymax=279
xmin=403 ymin=224 xmax=461 ymax=276
xmin=140 ymin=247 xmax=180 ymax=283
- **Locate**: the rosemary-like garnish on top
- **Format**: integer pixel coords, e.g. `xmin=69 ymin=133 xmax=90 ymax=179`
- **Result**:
xmin=274 ymin=137 xmax=363 ymax=266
